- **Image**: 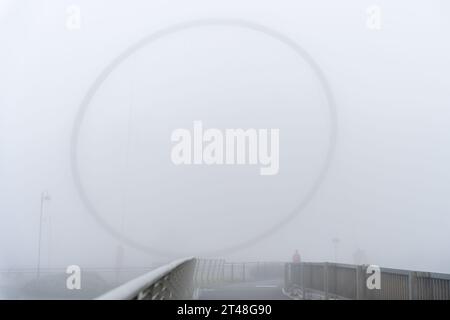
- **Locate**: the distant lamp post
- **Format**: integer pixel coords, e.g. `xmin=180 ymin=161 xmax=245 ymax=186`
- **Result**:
xmin=37 ymin=191 xmax=51 ymax=279
xmin=332 ymin=237 xmax=340 ymax=263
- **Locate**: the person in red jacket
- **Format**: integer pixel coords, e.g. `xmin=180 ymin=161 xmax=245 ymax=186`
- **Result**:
xmin=292 ymin=249 xmax=301 ymax=263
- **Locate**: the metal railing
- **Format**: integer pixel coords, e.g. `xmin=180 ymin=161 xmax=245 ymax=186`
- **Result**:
xmin=193 ymin=260 xmax=285 ymax=289
xmin=222 ymin=261 xmax=285 ymax=283
xmin=285 ymin=262 xmax=450 ymax=300
xmin=194 ymin=259 xmax=226 ymax=287
xmin=97 ymin=257 xmax=196 ymax=300
xmin=97 ymin=257 xmax=231 ymax=299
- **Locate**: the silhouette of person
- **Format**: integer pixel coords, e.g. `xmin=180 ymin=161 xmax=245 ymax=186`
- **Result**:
xmin=293 ymin=249 xmax=301 ymax=263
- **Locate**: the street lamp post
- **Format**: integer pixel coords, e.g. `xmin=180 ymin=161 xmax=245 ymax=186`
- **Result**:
xmin=37 ymin=191 xmax=51 ymax=279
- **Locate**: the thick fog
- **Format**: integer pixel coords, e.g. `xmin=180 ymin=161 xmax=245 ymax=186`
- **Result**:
xmin=1 ymin=0 xmax=450 ymax=286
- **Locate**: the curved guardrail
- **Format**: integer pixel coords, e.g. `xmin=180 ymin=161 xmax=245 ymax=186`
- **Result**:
xmin=97 ymin=257 xmax=196 ymax=300
xmin=285 ymin=262 xmax=450 ymax=300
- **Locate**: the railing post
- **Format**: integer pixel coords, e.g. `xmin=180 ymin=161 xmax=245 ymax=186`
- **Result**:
xmin=301 ymin=262 xmax=305 ymax=299
xmin=257 ymin=261 xmax=260 ymax=280
xmin=206 ymin=259 xmax=212 ymax=285
xmin=200 ymin=259 xmax=206 ymax=286
xmin=324 ymin=262 xmax=329 ymax=299
xmin=284 ymin=263 xmax=290 ymax=290
xmin=243 ymin=263 xmax=246 ymax=282
xmin=356 ymin=265 xmax=364 ymax=300
xmin=213 ymin=259 xmax=218 ymax=284
xmin=215 ymin=260 xmax=220 ymax=283
xmin=221 ymin=259 xmax=225 ymax=283
xmin=214 ymin=260 xmax=218 ymax=283
xmin=408 ymin=271 xmax=417 ymax=300
xmin=231 ymin=263 xmax=234 ymax=282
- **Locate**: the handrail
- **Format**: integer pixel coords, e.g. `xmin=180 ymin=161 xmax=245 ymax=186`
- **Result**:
xmin=285 ymin=262 xmax=450 ymax=300
xmin=97 ymin=257 xmax=195 ymax=300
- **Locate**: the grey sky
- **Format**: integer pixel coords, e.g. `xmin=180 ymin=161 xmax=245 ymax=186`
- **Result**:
xmin=1 ymin=0 xmax=449 ymax=275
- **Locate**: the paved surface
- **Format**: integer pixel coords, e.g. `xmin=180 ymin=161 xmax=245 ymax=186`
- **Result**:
xmin=198 ymin=279 xmax=289 ymax=300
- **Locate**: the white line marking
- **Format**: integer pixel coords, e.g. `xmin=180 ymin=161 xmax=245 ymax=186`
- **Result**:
xmin=255 ymin=285 xmax=278 ymax=288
